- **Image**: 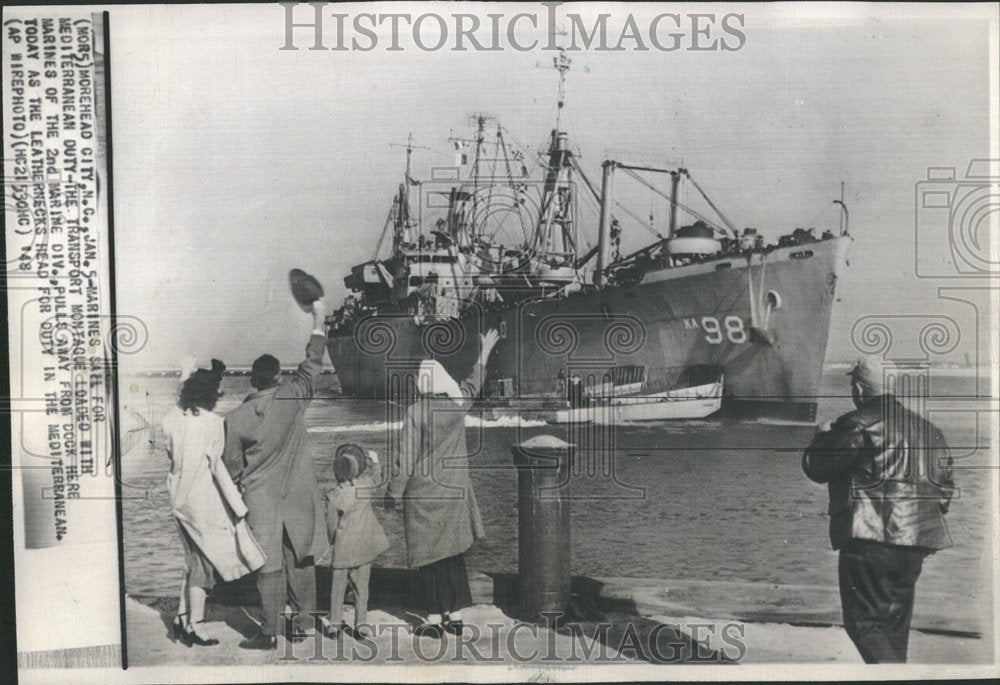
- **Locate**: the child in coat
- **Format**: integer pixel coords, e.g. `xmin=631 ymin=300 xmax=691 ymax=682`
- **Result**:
xmin=318 ymin=444 xmax=390 ymax=638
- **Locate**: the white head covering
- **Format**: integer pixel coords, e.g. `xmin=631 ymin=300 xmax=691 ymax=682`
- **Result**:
xmin=848 ymin=355 xmax=886 ymax=396
xmin=418 ymin=359 xmax=463 ymax=404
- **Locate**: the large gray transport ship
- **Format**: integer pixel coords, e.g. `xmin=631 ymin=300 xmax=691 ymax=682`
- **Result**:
xmin=327 ymin=55 xmax=850 ymax=422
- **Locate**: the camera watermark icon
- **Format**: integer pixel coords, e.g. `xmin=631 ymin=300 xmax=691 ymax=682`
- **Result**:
xmin=847 ymin=313 xmax=994 ymax=498
xmin=914 ymin=159 xmax=1000 ymax=278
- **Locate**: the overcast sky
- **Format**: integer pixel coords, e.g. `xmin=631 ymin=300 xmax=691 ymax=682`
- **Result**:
xmin=102 ymin=2 xmax=996 ymax=369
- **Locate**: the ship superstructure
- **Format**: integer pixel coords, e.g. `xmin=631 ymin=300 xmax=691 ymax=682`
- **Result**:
xmin=328 ymin=50 xmax=850 ymax=420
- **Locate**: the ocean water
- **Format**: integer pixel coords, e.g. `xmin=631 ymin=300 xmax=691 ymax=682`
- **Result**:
xmin=121 ymin=369 xmax=994 ymax=615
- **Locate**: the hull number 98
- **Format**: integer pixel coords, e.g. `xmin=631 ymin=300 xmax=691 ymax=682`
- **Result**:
xmin=700 ymin=315 xmax=747 ymax=344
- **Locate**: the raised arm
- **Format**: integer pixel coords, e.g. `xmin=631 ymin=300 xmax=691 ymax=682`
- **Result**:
xmin=356 ymin=450 xmax=382 ymax=489
xmin=286 ymin=299 xmax=328 ymax=401
xmin=460 ymin=328 xmax=500 ymax=401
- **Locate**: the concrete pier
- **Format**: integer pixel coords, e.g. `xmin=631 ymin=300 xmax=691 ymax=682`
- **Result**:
xmin=123 ymin=566 xmax=990 ymax=666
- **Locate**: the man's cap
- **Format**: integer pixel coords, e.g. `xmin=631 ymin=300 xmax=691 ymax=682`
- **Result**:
xmin=847 ymin=355 xmax=886 ymax=395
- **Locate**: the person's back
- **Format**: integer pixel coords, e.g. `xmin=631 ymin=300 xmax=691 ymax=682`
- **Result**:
xmin=163 ymin=406 xmax=224 ymax=521
xmin=386 ymin=332 xmax=499 ymax=638
xmin=322 ymin=453 xmax=388 ymax=570
xmin=319 ymin=446 xmax=389 ymax=638
xmin=803 ymin=356 xmax=954 ymax=663
xmin=163 ymin=364 xmax=261 ymax=647
xmin=221 ymin=300 xmax=329 ymax=650
xmin=224 ymin=334 xmax=327 ymax=564
xmin=226 ymin=380 xmax=313 ymax=502
xmin=804 ymin=393 xmax=953 ymax=551
xmin=399 ymin=394 xmax=474 ymax=498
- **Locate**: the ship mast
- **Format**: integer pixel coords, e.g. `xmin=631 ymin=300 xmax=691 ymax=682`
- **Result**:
xmin=389 ymin=133 xmax=429 ymax=251
xmin=399 ymin=133 xmax=414 ymax=237
xmin=554 ymin=47 xmax=570 ymax=133
xmin=471 ymin=114 xmax=487 ymax=234
xmin=537 ymin=46 xmax=576 ymax=263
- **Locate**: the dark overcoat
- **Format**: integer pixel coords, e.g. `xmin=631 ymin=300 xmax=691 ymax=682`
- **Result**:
xmin=223 ymin=334 xmax=327 ymax=573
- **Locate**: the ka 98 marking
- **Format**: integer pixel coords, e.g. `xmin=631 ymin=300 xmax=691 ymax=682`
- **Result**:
xmin=700 ymin=315 xmax=747 ymax=344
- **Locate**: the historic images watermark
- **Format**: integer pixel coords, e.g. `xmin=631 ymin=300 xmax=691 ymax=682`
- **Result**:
xmin=279 ymin=2 xmax=747 ymax=53
xmin=275 ymin=614 xmax=748 ymax=664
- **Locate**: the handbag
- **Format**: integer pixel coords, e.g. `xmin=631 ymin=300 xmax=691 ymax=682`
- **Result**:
xmin=233 ymin=518 xmax=267 ymax=572
xmin=210 ymin=455 xmax=267 ymax=573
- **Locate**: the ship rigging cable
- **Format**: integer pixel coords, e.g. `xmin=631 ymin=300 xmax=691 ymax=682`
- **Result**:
xmin=499 ymin=125 xmax=552 ymax=175
xmin=614 ymin=162 xmax=738 ymax=236
xmin=373 ymin=203 xmax=395 ymax=260
xmin=683 ymin=171 xmax=739 ymax=237
xmin=617 ymin=166 xmax=728 ymax=235
xmin=569 ymin=155 xmax=601 ymax=203
xmin=614 ymin=200 xmax=663 ymax=239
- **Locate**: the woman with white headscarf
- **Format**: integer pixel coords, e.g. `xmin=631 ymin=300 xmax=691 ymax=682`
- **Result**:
xmin=386 ymin=329 xmax=500 ymax=638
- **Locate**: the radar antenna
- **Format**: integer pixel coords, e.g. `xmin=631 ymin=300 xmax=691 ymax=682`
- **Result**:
xmin=389 ymin=133 xmax=431 ymax=241
xmin=536 ymin=27 xmax=587 ymax=133
xmin=389 ymin=132 xmax=431 ymax=185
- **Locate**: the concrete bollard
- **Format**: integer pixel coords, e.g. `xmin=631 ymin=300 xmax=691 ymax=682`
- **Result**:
xmin=511 ymin=434 xmax=573 ymax=621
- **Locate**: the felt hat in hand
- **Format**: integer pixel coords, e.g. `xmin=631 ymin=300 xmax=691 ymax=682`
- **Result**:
xmin=289 ymin=268 xmax=324 ymax=311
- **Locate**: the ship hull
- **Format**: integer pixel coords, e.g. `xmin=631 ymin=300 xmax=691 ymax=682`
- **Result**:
xmin=330 ymin=237 xmax=849 ymax=422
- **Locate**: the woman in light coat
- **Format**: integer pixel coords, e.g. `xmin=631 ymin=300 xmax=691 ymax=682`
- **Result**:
xmin=386 ymin=330 xmax=498 ymax=638
xmin=163 ymin=361 xmax=264 ymax=647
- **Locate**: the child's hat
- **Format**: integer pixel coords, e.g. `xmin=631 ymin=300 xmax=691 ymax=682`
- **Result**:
xmin=334 ymin=443 xmax=367 ymax=482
